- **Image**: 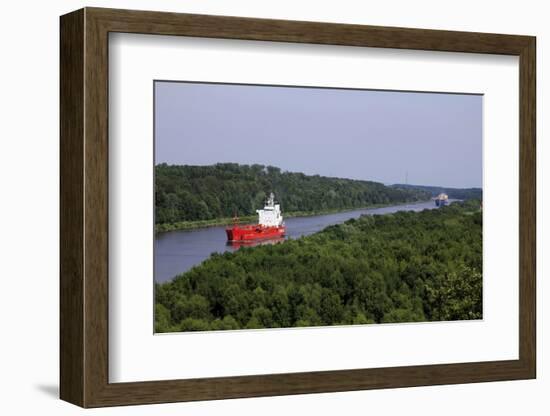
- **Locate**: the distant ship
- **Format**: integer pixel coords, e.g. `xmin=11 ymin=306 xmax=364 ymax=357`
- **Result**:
xmin=226 ymin=193 xmax=286 ymax=242
xmin=434 ymin=193 xmax=449 ymax=207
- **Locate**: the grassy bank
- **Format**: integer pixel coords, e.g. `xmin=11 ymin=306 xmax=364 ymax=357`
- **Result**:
xmin=155 ymin=200 xmax=430 ymax=234
xmin=155 ymin=163 xmax=431 ymax=226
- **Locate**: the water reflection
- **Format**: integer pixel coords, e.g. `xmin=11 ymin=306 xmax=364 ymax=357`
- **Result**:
xmin=227 ymin=236 xmax=286 ymax=249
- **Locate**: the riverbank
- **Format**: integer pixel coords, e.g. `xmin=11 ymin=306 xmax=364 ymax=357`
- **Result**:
xmin=155 ymin=199 xmax=431 ymax=234
xmin=155 ymin=201 xmax=482 ymax=332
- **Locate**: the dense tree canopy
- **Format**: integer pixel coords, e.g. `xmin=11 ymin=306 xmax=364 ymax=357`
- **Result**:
xmin=391 ymin=184 xmax=482 ymax=200
xmin=155 ymin=200 xmax=482 ymax=332
xmin=155 ymin=163 xmax=431 ymax=226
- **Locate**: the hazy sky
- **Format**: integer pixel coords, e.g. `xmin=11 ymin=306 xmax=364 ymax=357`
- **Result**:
xmin=155 ymin=81 xmax=482 ymax=188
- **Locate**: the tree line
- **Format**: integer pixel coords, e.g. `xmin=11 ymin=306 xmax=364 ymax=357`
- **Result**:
xmin=391 ymin=183 xmax=482 ymax=200
xmin=155 ymin=163 xmax=431 ymax=226
xmin=155 ymin=200 xmax=482 ymax=332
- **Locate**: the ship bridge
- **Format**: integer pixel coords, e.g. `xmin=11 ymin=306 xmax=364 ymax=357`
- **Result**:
xmin=257 ymin=193 xmax=284 ymax=227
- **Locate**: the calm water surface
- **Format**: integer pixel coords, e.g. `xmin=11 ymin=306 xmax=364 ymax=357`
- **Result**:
xmin=155 ymin=200 xmax=455 ymax=283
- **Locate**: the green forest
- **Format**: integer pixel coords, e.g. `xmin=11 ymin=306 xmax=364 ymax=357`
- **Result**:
xmin=155 ymin=200 xmax=482 ymax=332
xmin=155 ymin=163 xmax=431 ymax=231
xmin=391 ymin=183 xmax=482 ymax=200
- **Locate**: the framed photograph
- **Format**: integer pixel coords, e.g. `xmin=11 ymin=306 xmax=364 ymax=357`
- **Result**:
xmin=60 ymin=7 xmax=536 ymax=408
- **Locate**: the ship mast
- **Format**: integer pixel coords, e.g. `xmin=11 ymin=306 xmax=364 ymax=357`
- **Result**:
xmin=267 ymin=192 xmax=275 ymax=207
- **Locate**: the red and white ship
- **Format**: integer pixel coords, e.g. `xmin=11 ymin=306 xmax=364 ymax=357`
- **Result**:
xmin=226 ymin=193 xmax=286 ymax=242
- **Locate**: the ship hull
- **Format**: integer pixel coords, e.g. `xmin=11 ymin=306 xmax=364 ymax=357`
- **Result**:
xmin=226 ymin=224 xmax=286 ymax=242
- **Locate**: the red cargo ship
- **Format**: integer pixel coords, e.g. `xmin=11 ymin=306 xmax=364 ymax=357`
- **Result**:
xmin=226 ymin=193 xmax=286 ymax=242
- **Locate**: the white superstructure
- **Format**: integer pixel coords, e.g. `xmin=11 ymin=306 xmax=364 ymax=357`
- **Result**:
xmin=435 ymin=192 xmax=449 ymax=207
xmin=256 ymin=193 xmax=284 ymax=227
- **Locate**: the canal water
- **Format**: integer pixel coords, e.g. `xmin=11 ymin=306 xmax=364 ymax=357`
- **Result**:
xmin=155 ymin=199 xmax=453 ymax=283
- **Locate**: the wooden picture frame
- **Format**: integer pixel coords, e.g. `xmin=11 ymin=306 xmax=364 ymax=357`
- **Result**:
xmin=60 ymin=7 xmax=536 ymax=408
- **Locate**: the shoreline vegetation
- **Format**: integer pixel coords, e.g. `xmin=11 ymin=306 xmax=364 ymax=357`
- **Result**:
xmin=155 ymin=200 xmax=428 ymax=233
xmin=155 ymin=200 xmax=482 ymax=333
xmin=155 ymin=163 xmax=433 ymax=234
xmin=390 ymin=183 xmax=482 ymax=201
